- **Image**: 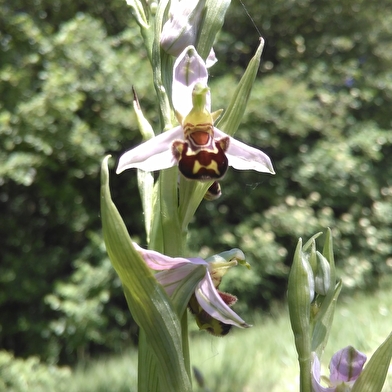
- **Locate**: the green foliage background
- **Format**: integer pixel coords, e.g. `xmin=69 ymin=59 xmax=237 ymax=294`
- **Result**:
xmin=1 ymin=0 xmax=391 ymax=370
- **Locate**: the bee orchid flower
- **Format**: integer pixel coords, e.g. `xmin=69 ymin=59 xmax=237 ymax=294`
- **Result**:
xmin=311 ymin=346 xmax=367 ymax=392
xmin=117 ymin=46 xmax=274 ymax=182
xmin=133 ymin=243 xmax=251 ymax=336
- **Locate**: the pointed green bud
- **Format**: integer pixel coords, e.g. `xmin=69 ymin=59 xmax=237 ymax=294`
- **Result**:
xmin=311 ymin=229 xmax=340 ymax=357
xmin=132 ymin=87 xmax=155 ymax=141
xmin=314 ymin=251 xmax=331 ymax=296
xmin=126 ymin=0 xmax=149 ymax=29
xmin=288 ymin=239 xmax=313 ymax=361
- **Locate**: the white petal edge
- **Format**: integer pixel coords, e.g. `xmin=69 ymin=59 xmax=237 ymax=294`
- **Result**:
xmin=195 ymin=272 xmax=249 ymax=328
xmin=116 ymin=126 xmax=183 ymax=174
xmin=133 ymin=242 xmax=207 ymax=271
xmin=214 ymin=128 xmax=275 ymax=174
xmin=206 ymin=48 xmax=218 ymax=68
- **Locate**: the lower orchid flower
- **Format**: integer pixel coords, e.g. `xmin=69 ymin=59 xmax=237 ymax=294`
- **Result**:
xmin=133 ymin=243 xmax=251 ymax=336
xmin=117 ymin=46 xmax=274 ymax=183
xmin=311 ymin=346 xmax=367 ymax=392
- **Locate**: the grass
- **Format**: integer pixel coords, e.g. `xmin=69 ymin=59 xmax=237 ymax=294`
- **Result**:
xmin=67 ymin=286 xmax=392 ymax=392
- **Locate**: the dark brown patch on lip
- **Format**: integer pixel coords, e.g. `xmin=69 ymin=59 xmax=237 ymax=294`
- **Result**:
xmin=174 ymin=141 xmax=229 ymax=180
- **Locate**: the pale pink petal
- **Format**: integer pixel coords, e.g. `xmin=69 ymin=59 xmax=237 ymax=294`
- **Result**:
xmin=195 ymin=272 xmax=249 ymax=328
xmin=329 ymin=346 xmax=367 ymax=383
xmin=214 ymin=128 xmax=275 ymax=174
xmin=172 ymin=46 xmax=210 ymax=116
xmin=206 ymin=48 xmax=218 ymax=68
xmin=155 ymin=264 xmax=206 ymax=296
xmin=133 ymin=242 xmax=207 ymax=271
xmin=311 ymin=353 xmax=335 ymax=392
xmin=116 ymin=126 xmax=183 ymax=174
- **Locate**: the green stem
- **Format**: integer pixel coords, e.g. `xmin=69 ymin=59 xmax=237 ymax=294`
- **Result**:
xmin=181 ymin=312 xmax=191 ymax=380
xmin=298 ymin=355 xmax=312 ymax=392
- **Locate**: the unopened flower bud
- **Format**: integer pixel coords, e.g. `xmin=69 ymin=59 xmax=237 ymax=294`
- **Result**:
xmin=314 ymin=251 xmax=331 ymax=296
xmin=288 ymin=239 xmax=314 ymax=365
xmin=160 ymin=0 xmax=205 ymax=57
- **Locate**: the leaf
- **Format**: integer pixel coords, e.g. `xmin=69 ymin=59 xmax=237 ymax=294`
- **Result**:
xmin=216 ymin=38 xmax=265 ymax=136
xmin=100 ymin=155 xmax=191 ymax=392
xmin=196 ymin=0 xmax=231 ymax=61
xmin=311 ymin=280 xmax=342 ymax=358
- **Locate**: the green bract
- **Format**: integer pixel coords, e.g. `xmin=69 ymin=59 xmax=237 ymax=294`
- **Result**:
xmin=100 ymin=156 xmax=191 ymax=392
xmin=288 ymin=238 xmax=313 ymax=392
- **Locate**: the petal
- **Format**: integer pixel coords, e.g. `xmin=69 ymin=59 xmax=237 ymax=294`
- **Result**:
xmin=206 ymin=47 xmax=217 ymax=68
xmin=116 ymin=126 xmax=183 ymax=174
xmin=155 ymin=263 xmax=206 ymax=297
xmin=329 ymin=346 xmax=367 ymax=383
xmin=214 ymin=128 xmax=275 ymax=174
xmin=194 ymin=272 xmax=249 ymax=328
xmin=311 ymin=353 xmax=336 ymax=392
xmin=172 ymin=46 xmax=210 ymax=116
xmin=133 ymin=242 xmax=207 ymax=271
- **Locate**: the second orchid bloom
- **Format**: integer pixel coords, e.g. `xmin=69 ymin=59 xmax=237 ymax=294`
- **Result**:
xmin=133 ymin=243 xmax=251 ymax=335
xmin=117 ymin=46 xmax=274 ymax=188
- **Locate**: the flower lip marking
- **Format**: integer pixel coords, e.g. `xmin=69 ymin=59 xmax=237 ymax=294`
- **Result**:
xmin=188 ymin=129 xmax=210 ymax=146
xmin=172 ymin=123 xmax=229 ymax=180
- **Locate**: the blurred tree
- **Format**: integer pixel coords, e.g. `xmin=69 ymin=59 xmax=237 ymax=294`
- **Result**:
xmin=0 ymin=4 xmax=153 ymax=363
